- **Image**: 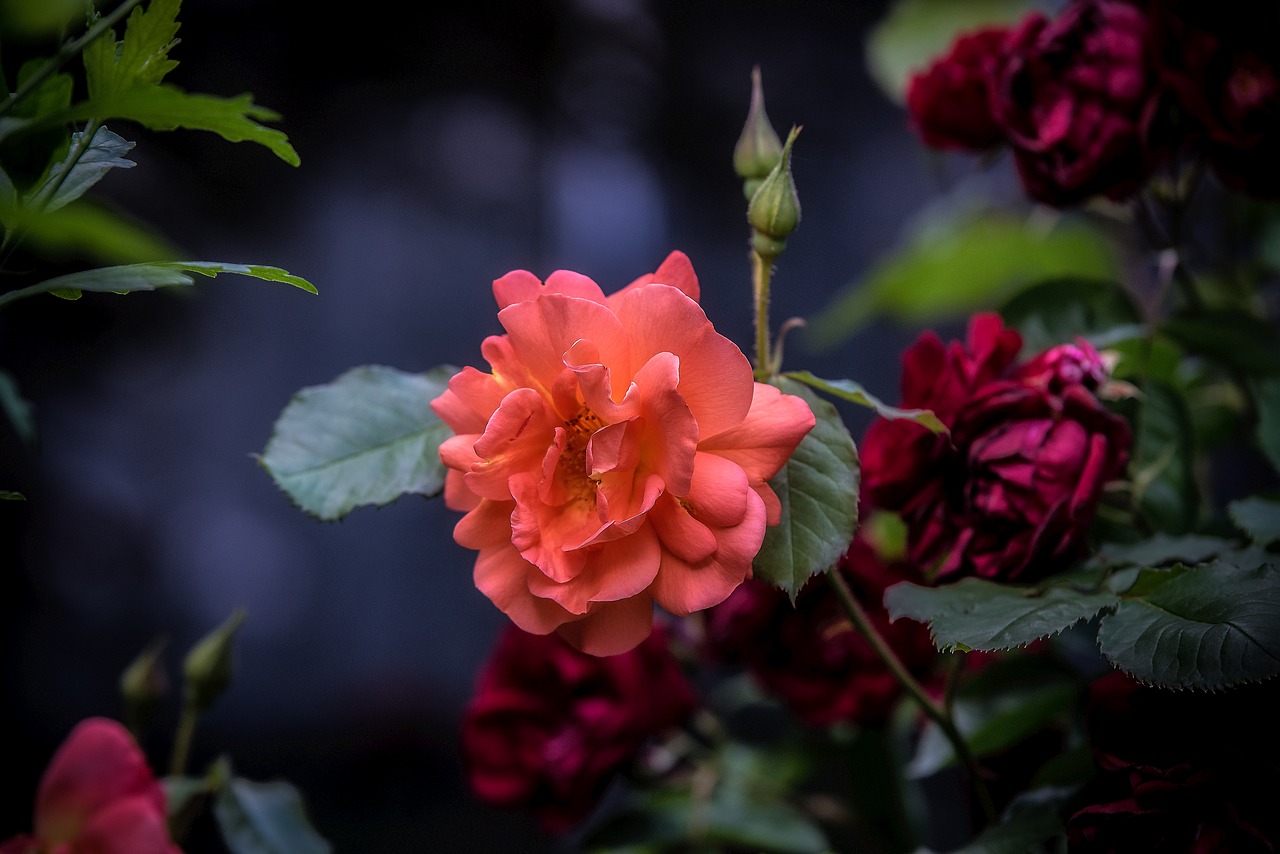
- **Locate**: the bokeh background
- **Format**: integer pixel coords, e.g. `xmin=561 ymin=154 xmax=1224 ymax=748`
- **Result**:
xmin=0 ymin=0 xmax=1022 ymax=849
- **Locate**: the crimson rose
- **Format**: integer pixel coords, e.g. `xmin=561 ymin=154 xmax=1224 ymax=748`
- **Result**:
xmin=862 ymin=313 xmax=1131 ymax=583
xmin=992 ymin=0 xmax=1162 ymax=206
xmin=906 ymin=27 xmax=1011 ymax=152
xmin=700 ymin=534 xmax=936 ymax=728
xmin=1066 ymin=671 xmax=1280 ymax=852
xmin=460 ymin=623 xmax=696 ymax=832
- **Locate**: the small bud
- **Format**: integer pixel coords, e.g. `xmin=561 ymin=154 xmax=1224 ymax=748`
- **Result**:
xmin=182 ymin=607 xmax=247 ymax=714
xmin=120 ymin=636 xmax=169 ymax=732
xmin=734 ymin=66 xmax=783 ymax=195
xmin=747 ymin=125 xmax=802 ymax=254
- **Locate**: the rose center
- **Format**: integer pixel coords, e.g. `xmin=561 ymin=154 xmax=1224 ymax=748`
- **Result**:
xmin=559 ymin=406 xmax=603 ymax=502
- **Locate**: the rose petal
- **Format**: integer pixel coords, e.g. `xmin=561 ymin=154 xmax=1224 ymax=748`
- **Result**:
xmin=554 ymin=595 xmax=657 ymax=656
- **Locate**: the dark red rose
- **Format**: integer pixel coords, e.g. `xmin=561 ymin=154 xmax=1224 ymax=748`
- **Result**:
xmin=1066 ymin=671 xmax=1280 ymax=852
xmin=1148 ymin=2 xmax=1280 ymax=197
xmin=700 ymin=535 xmax=936 ymax=728
xmin=460 ymin=623 xmax=696 ymax=832
xmin=992 ymin=0 xmax=1163 ymax=206
xmin=906 ymin=27 xmax=1012 ymax=151
xmin=863 ymin=313 xmax=1131 ymax=583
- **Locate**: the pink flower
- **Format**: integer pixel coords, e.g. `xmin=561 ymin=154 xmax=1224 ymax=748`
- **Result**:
xmin=461 ymin=623 xmax=696 ymax=832
xmin=1 ymin=717 xmax=180 ymax=854
xmin=906 ymin=26 xmax=1012 ymax=152
xmin=432 ymin=251 xmax=815 ymax=656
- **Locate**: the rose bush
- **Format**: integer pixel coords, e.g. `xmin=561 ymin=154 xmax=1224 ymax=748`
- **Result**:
xmin=862 ymin=313 xmax=1131 ymax=583
xmin=0 ymin=718 xmax=180 ymax=854
xmin=432 ymin=251 xmax=815 ymax=655
xmin=460 ymin=623 xmax=696 ymax=832
xmin=905 ymin=27 xmax=1011 ymax=152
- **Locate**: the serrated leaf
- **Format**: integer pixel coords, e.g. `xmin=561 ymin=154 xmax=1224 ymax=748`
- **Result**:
xmin=214 ymin=775 xmax=331 ymax=854
xmin=753 ymin=378 xmax=859 ymax=599
xmin=0 ymin=261 xmax=315 ymax=308
xmin=806 ymin=207 xmax=1117 ymax=347
xmin=0 ymin=370 xmax=36 ymax=446
xmin=783 ymin=370 xmax=947 ymax=433
xmin=84 ymin=0 xmax=181 ymax=98
xmin=66 ymin=86 xmax=299 ymax=166
xmin=1229 ymin=496 xmax=1280 ymax=546
xmin=865 ymin=0 xmax=1033 ymax=104
xmin=885 ymin=574 xmax=1120 ymax=652
xmin=259 ymin=365 xmax=455 ymax=521
xmin=28 ymin=125 xmax=136 ymax=213
xmin=1098 ymin=561 xmax=1280 ymax=690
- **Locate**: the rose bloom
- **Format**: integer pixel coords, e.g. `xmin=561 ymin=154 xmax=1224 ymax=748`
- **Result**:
xmin=432 ymin=251 xmax=814 ymax=656
xmin=701 ymin=533 xmax=936 ymax=728
xmin=1066 ymin=671 xmax=1280 ymax=852
xmin=460 ymin=622 xmax=697 ymax=832
xmin=1148 ymin=1 xmax=1280 ymax=197
xmin=906 ymin=27 xmax=1012 ymax=152
xmin=862 ymin=313 xmax=1131 ymax=583
xmin=1 ymin=717 xmax=180 ymax=854
xmin=992 ymin=0 xmax=1162 ymax=207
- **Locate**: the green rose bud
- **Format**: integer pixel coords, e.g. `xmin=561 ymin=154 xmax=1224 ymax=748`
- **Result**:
xmin=747 ymin=125 xmax=802 ymax=255
xmin=120 ymin=636 xmax=169 ymax=732
xmin=182 ymin=607 xmax=246 ymax=714
xmin=734 ymin=65 xmax=783 ymax=199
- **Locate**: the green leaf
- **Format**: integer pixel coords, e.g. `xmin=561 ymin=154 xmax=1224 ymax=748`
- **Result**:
xmin=753 ymin=378 xmax=860 ymax=599
xmin=783 ymin=370 xmax=947 ymax=433
xmin=65 ymin=86 xmax=299 ymax=166
xmin=1161 ymin=309 xmax=1280 ymax=377
xmin=884 ymin=572 xmax=1120 ymax=652
xmin=865 ymin=0 xmax=1034 ymax=105
xmin=1230 ymin=496 xmax=1280 ymax=546
xmin=1092 ymin=533 xmax=1232 ymax=570
xmin=950 ymin=788 xmax=1068 ymax=854
xmin=0 ymin=261 xmax=316 ymax=308
xmin=998 ymin=276 xmax=1142 ymax=355
xmin=1097 ymin=560 xmax=1280 ymax=690
xmin=1257 ymin=379 xmax=1280 ymax=474
xmin=1127 ymin=379 xmax=1199 ymax=534
xmin=806 ymin=207 xmax=1117 ymax=348
xmin=84 ymin=0 xmax=181 ymax=98
xmin=11 ymin=201 xmax=180 ymax=265
xmin=0 ymin=491 xmax=26 ymax=500
xmin=214 ymin=773 xmax=331 ymax=854
xmin=0 ymin=369 xmax=36 ymax=446
xmin=28 ymin=125 xmax=136 ymax=213
xmin=258 ymin=365 xmax=455 ymax=522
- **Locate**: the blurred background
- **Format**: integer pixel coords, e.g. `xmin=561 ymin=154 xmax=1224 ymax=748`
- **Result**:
xmin=0 ymin=0 xmax=1028 ymax=849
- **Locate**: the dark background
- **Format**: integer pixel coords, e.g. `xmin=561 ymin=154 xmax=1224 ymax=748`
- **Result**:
xmin=0 ymin=0 xmax=1004 ymax=849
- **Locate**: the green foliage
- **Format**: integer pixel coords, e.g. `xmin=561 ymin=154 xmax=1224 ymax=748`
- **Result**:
xmin=753 ymin=377 xmax=860 ymax=600
xmin=258 ymin=365 xmax=456 ymax=522
xmin=1230 ymin=496 xmax=1280 ymax=546
xmin=0 ymin=261 xmax=315 ymax=307
xmin=784 ymin=370 xmax=947 ymax=433
xmin=806 ymin=206 xmax=1118 ymax=348
xmin=999 ymin=276 xmax=1142 ymax=354
xmin=213 ymin=765 xmax=333 ymax=854
xmin=1126 ymin=380 xmax=1200 ymax=535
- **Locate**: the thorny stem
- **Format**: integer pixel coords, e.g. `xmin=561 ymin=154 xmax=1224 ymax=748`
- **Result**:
xmin=0 ymin=0 xmax=144 ymax=119
xmin=828 ymin=569 xmax=997 ymax=826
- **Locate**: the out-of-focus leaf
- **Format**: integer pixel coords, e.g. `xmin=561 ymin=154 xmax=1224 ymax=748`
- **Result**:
xmin=28 ymin=125 xmax=135 ymax=213
xmin=0 ymin=0 xmax=81 ymax=37
xmin=1092 ymin=534 xmax=1231 ymax=570
xmin=1161 ymin=309 xmax=1280 ymax=377
xmin=807 ymin=208 xmax=1117 ymax=348
xmin=65 ymin=87 xmax=299 ymax=166
xmin=1126 ymin=380 xmax=1199 ymax=534
xmin=0 ymin=261 xmax=315 ymax=307
xmin=0 ymin=369 xmax=35 ymax=446
xmin=950 ymin=788 xmax=1069 ymax=854
xmin=1257 ymin=379 xmax=1280 ymax=473
xmin=754 ymin=378 xmax=860 ymax=600
xmin=865 ymin=0 xmax=1035 ymax=105
xmin=1229 ymin=496 xmax=1280 ymax=546
xmin=885 ymin=571 xmax=1119 ymax=652
xmin=214 ymin=772 xmax=331 ymax=854
xmin=0 ymin=491 xmax=25 ymax=500
xmin=11 ymin=201 xmax=179 ymax=265
xmin=784 ymin=370 xmax=947 ymax=433
xmin=258 ymin=365 xmax=455 ymax=522
xmin=1097 ymin=560 xmax=1280 ymax=690
xmin=998 ymin=276 xmax=1142 ymax=354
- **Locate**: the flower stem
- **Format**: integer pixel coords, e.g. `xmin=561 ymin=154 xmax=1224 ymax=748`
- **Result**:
xmin=828 ymin=569 xmax=997 ymax=825
xmin=752 ymin=249 xmax=775 ymax=380
xmin=169 ymin=702 xmax=199 ymax=778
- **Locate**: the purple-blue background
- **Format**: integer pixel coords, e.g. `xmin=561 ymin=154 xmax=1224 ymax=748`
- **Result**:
xmin=0 ymin=1 xmax=983 ymax=849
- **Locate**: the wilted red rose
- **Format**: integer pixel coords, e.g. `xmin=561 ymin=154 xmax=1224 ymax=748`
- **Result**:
xmin=992 ymin=0 xmax=1162 ymax=206
xmin=1148 ymin=2 xmax=1280 ymax=197
xmin=460 ymin=623 xmax=696 ymax=832
xmin=906 ymin=27 xmax=1012 ymax=151
xmin=862 ymin=313 xmax=1131 ymax=583
xmin=1066 ymin=670 xmax=1280 ymax=852
xmin=700 ymin=535 xmax=936 ymax=728
xmin=0 ymin=717 xmax=180 ymax=854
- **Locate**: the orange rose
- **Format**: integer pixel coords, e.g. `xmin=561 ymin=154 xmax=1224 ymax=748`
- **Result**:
xmin=432 ymin=251 xmax=814 ymax=655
